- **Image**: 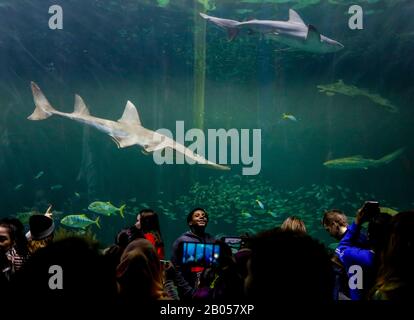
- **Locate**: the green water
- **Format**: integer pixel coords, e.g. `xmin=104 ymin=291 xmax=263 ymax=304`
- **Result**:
xmin=1 ymin=0 xmax=413 ymax=254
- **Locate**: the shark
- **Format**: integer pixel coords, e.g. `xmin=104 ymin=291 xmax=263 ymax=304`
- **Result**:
xmin=200 ymin=9 xmax=344 ymax=54
xmin=317 ymin=80 xmax=399 ymax=113
xmin=27 ymin=82 xmax=230 ymax=171
xmin=323 ymin=148 xmax=405 ymax=170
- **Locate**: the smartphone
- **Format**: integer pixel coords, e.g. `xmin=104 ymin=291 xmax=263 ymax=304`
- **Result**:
xmin=363 ymin=201 xmax=380 ymax=219
xmin=222 ymin=237 xmax=243 ymax=254
xmin=181 ymin=242 xmax=220 ymax=267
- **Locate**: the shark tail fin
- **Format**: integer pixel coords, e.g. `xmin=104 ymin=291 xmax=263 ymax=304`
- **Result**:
xmin=199 ymin=12 xmax=239 ymax=41
xmin=28 ymin=82 xmax=56 ymax=120
xmin=377 ymin=148 xmax=405 ymax=165
xmin=119 ymin=204 xmax=126 ymax=219
xmin=95 ymin=217 xmax=101 ymax=229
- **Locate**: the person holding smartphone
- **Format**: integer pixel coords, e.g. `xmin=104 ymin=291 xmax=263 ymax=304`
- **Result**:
xmin=335 ymin=201 xmax=392 ymax=300
xmin=170 ymin=208 xmax=215 ymax=300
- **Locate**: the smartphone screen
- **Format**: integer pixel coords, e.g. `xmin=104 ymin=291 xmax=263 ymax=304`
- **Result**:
xmin=363 ymin=201 xmax=380 ymax=218
xmin=181 ymin=242 xmax=220 ymax=267
xmin=222 ymin=237 xmax=243 ymax=254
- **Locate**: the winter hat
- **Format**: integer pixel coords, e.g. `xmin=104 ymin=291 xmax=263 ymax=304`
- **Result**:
xmin=29 ymin=215 xmax=55 ymax=240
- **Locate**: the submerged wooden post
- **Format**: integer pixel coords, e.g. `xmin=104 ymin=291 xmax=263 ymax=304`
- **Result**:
xmin=193 ymin=1 xmax=206 ymax=131
xmin=191 ymin=1 xmax=207 ymax=182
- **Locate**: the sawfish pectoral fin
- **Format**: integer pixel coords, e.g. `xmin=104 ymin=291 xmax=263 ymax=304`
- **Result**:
xmin=111 ymin=135 xmax=138 ymax=148
xmin=306 ymin=24 xmax=321 ymax=42
xmin=227 ymin=28 xmax=239 ymax=41
xmin=145 ymin=144 xmax=163 ymax=153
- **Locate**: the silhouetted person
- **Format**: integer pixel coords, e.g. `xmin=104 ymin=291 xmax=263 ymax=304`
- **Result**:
xmin=193 ymin=241 xmax=244 ymax=301
xmin=11 ymin=236 xmax=117 ymax=311
xmin=244 ymin=228 xmax=334 ymax=302
xmin=27 ymin=214 xmax=55 ymax=254
xmin=371 ymin=211 xmax=414 ymax=301
xmin=116 ymin=238 xmax=173 ymax=305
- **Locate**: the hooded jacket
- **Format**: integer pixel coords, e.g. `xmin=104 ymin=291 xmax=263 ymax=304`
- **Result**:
xmin=171 ymin=231 xmax=215 ymax=299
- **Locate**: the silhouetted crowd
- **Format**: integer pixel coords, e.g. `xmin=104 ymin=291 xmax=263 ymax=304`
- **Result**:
xmin=1 ymin=203 xmax=413 ymax=310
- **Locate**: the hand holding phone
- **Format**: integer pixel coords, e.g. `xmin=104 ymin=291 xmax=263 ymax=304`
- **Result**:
xmin=356 ymin=201 xmax=379 ymax=224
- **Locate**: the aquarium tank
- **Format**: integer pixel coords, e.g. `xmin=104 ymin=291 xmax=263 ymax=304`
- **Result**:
xmin=1 ymin=0 xmax=413 ymax=256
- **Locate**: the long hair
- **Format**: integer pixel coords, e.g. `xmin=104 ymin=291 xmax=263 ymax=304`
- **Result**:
xmin=281 ymin=216 xmax=307 ymax=233
xmin=28 ymin=234 xmax=53 ymax=254
xmin=140 ymin=210 xmax=161 ymax=234
xmin=139 ymin=210 xmax=164 ymax=249
xmin=372 ymin=211 xmax=414 ymax=300
xmin=116 ymin=239 xmax=169 ymax=301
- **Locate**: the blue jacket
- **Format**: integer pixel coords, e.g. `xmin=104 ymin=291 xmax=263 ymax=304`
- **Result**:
xmin=336 ymin=222 xmax=374 ymax=300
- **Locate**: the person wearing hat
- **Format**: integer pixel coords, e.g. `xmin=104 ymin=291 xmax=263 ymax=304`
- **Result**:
xmin=170 ymin=208 xmax=215 ymax=300
xmin=27 ymin=213 xmax=55 ymax=254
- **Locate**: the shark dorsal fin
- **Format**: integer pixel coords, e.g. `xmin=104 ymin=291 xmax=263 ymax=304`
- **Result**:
xmin=118 ymin=101 xmax=142 ymax=126
xmin=306 ymin=24 xmax=321 ymax=42
xmin=73 ymin=95 xmax=90 ymax=116
xmin=288 ymin=9 xmax=305 ymax=25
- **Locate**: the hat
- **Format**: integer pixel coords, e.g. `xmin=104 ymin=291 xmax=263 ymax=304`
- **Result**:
xmin=29 ymin=215 xmax=55 ymax=240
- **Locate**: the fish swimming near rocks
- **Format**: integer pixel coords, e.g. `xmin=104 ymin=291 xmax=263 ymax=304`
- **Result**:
xmin=323 ymin=148 xmax=405 ymax=170
xmin=28 ymin=82 xmax=229 ymax=171
xmin=200 ymin=9 xmax=344 ymax=53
